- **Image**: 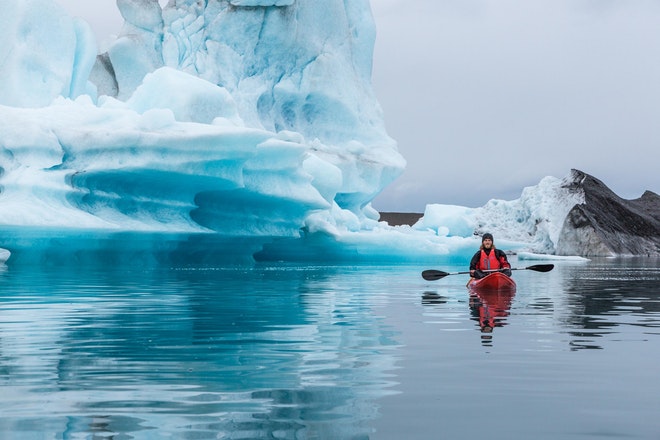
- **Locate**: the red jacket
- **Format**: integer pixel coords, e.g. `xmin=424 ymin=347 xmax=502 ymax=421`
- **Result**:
xmin=469 ymin=248 xmax=510 ymax=271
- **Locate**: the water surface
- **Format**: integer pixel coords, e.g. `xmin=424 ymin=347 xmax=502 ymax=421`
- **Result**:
xmin=0 ymin=238 xmax=658 ymax=439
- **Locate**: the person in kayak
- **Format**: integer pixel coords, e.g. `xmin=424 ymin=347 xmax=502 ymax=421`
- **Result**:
xmin=469 ymin=233 xmax=512 ymax=280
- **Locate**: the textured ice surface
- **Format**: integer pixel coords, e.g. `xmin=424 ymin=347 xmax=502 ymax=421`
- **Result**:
xmin=3 ymin=1 xmax=638 ymax=263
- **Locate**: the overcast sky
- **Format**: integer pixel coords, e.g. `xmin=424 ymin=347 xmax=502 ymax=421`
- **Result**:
xmin=57 ymin=0 xmax=660 ymax=212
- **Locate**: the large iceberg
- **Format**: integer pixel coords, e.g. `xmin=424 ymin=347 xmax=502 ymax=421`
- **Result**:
xmin=1 ymin=0 xmax=403 ymax=234
xmin=0 ymin=0 xmax=655 ymax=264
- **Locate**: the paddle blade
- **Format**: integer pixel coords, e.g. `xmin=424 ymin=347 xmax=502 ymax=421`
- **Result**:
xmin=525 ymin=264 xmax=554 ymax=272
xmin=422 ymin=270 xmax=449 ymax=281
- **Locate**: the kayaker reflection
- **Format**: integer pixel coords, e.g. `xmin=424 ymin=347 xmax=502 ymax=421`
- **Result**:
xmin=469 ymin=289 xmax=515 ymax=334
xmin=468 ymin=233 xmax=512 ymax=282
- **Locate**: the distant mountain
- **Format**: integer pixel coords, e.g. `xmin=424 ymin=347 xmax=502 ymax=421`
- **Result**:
xmin=555 ymin=170 xmax=659 ymax=256
xmin=378 ymin=212 xmax=423 ymax=226
xmin=378 ymin=169 xmax=659 ymax=257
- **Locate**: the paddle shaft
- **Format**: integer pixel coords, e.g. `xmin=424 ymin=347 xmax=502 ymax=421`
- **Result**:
xmin=422 ymin=264 xmax=553 ymax=281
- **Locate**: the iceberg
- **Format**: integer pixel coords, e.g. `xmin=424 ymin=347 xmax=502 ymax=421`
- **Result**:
xmin=0 ymin=1 xmax=656 ymax=264
xmin=417 ymin=175 xmax=584 ymax=252
xmin=0 ymin=0 xmax=405 ymax=257
xmin=517 ymin=252 xmax=589 ymax=262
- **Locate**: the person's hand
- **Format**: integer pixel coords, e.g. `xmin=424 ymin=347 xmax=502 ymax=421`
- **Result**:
xmin=501 ymin=268 xmax=512 ymax=277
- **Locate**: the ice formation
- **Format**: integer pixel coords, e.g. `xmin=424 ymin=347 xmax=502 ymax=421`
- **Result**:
xmin=416 ymin=176 xmax=584 ymax=251
xmin=1 ymin=0 xmax=402 ymax=233
xmin=1 ymin=0 xmax=651 ymax=264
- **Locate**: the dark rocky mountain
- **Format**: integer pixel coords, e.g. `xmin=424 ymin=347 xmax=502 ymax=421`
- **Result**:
xmin=556 ymin=170 xmax=660 ymax=256
xmin=378 ymin=212 xmax=423 ymax=226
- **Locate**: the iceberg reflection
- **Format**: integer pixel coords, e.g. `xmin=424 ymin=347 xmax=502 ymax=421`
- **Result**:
xmin=0 ymin=240 xmax=401 ymax=438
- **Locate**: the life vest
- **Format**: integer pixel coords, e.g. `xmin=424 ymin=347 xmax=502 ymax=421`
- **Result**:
xmin=479 ymin=249 xmax=501 ymax=271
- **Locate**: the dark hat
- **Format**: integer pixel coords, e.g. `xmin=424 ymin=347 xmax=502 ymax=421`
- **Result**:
xmin=482 ymin=233 xmax=493 ymax=242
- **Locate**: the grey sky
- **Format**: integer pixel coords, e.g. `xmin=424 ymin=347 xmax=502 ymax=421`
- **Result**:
xmin=57 ymin=0 xmax=660 ymax=212
xmin=370 ymin=0 xmax=660 ymax=211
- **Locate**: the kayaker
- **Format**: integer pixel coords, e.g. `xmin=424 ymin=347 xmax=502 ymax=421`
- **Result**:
xmin=469 ymin=233 xmax=512 ymax=280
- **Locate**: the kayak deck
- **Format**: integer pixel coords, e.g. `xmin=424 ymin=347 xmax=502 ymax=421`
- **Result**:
xmin=468 ymin=271 xmax=516 ymax=292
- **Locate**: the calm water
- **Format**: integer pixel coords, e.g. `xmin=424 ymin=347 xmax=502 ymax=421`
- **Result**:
xmin=0 ymin=236 xmax=659 ymax=439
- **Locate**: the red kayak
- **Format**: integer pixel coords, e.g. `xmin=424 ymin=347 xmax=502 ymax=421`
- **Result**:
xmin=468 ymin=271 xmax=516 ymax=292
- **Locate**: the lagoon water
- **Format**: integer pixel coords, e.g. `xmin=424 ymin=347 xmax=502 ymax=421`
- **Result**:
xmin=0 ymin=234 xmax=658 ymax=439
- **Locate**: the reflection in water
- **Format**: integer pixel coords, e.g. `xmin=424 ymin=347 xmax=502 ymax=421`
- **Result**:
xmin=561 ymin=260 xmax=660 ymax=350
xmin=2 ymin=233 xmax=660 ymax=439
xmin=469 ymin=289 xmax=515 ymax=345
xmin=0 ymin=235 xmax=403 ymax=439
xmin=421 ymin=291 xmax=447 ymax=305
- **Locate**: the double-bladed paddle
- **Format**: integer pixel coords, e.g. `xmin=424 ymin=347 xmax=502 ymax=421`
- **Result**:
xmin=421 ymin=264 xmax=554 ymax=281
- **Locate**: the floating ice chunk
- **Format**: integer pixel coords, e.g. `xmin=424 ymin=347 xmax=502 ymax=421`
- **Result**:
xmin=474 ymin=176 xmax=584 ymax=253
xmin=414 ymin=204 xmax=477 ymax=237
xmin=517 ymin=252 xmax=590 ymax=262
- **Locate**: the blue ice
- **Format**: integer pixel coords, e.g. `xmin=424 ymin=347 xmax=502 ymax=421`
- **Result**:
xmin=0 ymin=0 xmax=581 ymax=264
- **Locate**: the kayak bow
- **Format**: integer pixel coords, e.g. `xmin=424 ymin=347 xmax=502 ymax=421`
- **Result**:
xmin=467 ymin=271 xmax=516 ymax=292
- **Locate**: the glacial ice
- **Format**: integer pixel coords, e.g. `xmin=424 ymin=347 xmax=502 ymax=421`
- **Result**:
xmin=517 ymin=252 xmax=589 ymax=262
xmin=0 ymin=0 xmax=599 ymax=264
